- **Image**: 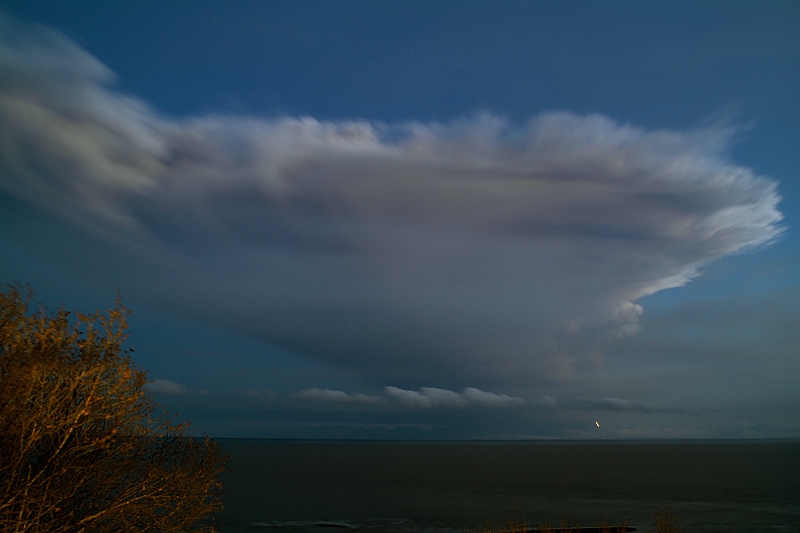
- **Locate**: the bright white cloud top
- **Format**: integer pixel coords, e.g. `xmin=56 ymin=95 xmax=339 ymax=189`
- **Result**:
xmin=0 ymin=20 xmax=784 ymax=387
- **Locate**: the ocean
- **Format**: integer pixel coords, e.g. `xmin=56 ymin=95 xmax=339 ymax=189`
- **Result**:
xmin=216 ymin=440 xmax=800 ymax=533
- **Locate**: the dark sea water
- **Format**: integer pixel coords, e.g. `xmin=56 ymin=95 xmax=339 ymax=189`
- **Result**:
xmin=216 ymin=440 xmax=800 ymax=533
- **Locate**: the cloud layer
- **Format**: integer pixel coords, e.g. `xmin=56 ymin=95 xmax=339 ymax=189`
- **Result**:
xmin=295 ymin=388 xmax=385 ymax=405
xmin=0 ymin=19 xmax=783 ymax=386
xmin=146 ymin=379 xmax=188 ymax=396
xmin=385 ymin=387 xmax=526 ymax=408
xmin=564 ymin=397 xmax=689 ymax=414
xmin=294 ymin=386 xmax=526 ymax=408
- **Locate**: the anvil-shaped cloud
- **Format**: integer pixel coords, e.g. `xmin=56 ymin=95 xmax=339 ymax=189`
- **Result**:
xmin=0 ymin=19 xmax=783 ymax=387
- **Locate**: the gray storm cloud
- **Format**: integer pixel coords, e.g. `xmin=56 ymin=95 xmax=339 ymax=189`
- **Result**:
xmin=0 ymin=20 xmax=784 ymax=386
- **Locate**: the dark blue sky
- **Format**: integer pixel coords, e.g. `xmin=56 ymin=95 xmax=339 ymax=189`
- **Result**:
xmin=1 ymin=1 xmax=798 ymax=439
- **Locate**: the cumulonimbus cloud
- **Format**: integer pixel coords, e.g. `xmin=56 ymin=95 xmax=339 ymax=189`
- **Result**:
xmin=0 ymin=18 xmax=784 ymax=385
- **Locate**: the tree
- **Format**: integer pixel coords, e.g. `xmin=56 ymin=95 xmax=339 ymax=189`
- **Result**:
xmin=0 ymin=286 xmax=228 ymax=533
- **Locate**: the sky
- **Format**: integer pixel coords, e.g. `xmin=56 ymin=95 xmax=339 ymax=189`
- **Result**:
xmin=1 ymin=1 xmax=799 ymax=439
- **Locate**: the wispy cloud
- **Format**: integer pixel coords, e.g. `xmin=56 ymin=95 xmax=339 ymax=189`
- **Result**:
xmin=0 ymin=18 xmax=784 ymax=385
xmin=385 ymin=387 xmax=469 ymax=408
xmin=147 ymin=379 xmax=189 ymax=396
xmin=295 ymin=388 xmax=385 ymax=405
xmin=385 ymin=387 xmax=526 ymax=408
xmin=462 ymin=387 xmax=528 ymax=408
xmin=291 ymin=386 xmax=525 ymax=408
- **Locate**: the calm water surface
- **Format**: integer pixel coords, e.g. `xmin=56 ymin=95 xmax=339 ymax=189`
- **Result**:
xmin=217 ymin=440 xmax=800 ymax=533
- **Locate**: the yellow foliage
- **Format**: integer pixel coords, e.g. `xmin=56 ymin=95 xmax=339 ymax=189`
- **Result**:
xmin=0 ymin=286 xmax=228 ymax=533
